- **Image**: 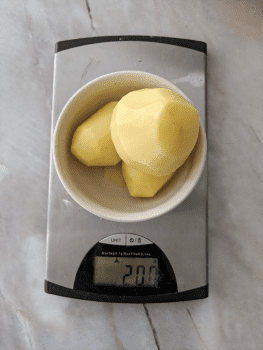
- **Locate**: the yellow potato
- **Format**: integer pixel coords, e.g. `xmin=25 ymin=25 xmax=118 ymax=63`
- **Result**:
xmin=71 ymin=102 xmax=121 ymax=166
xmin=111 ymin=88 xmax=200 ymax=176
xmin=122 ymin=162 xmax=175 ymax=197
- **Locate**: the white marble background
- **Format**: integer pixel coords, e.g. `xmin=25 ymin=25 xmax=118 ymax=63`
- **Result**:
xmin=1 ymin=0 xmax=263 ymax=349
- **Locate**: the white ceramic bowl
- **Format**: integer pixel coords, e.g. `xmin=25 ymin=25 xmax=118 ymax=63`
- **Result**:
xmin=53 ymin=71 xmax=207 ymax=223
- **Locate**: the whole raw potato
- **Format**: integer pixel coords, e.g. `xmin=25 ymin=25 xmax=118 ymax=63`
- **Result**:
xmin=122 ymin=162 xmax=175 ymax=197
xmin=71 ymin=101 xmax=121 ymax=166
xmin=110 ymin=88 xmax=200 ymax=177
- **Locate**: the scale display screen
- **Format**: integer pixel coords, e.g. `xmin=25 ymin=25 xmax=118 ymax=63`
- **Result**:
xmin=94 ymin=257 xmax=159 ymax=287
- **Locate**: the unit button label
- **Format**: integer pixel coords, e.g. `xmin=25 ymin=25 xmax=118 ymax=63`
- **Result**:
xmin=126 ymin=234 xmax=153 ymax=246
xmin=99 ymin=234 xmax=126 ymax=246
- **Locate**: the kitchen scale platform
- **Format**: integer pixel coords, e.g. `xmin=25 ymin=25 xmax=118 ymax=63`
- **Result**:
xmin=45 ymin=36 xmax=208 ymax=303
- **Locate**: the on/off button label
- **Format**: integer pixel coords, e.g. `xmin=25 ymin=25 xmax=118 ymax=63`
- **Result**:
xmin=126 ymin=234 xmax=153 ymax=246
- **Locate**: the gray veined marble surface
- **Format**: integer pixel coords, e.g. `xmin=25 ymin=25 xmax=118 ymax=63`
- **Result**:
xmin=1 ymin=0 xmax=263 ymax=349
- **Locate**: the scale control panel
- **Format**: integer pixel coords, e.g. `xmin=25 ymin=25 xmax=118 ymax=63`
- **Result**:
xmin=99 ymin=233 xmax=153 ymax=246
xmin=73 ymin=233 xmax=178 ymax=296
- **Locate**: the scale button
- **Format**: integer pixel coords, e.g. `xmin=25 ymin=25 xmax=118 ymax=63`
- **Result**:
xmin=126 ymin=234 xmax=153 ymax=246
xmin=99 ymin=234 xmax=126 ymax=246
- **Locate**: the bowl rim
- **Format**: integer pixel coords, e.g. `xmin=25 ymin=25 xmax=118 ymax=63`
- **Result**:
xmin=52 ymin=70 xmax=207 ymax=223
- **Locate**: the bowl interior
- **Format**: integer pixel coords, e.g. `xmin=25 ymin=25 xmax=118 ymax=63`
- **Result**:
xmin=53 ymin=72 xmax=206 ymax=221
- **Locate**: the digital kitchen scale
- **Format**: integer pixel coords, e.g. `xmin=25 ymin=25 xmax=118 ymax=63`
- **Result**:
xmin=45 ymin=36 xmax=208 ymax=303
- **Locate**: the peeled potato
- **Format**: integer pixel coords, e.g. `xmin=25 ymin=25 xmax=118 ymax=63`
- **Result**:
xmin=111 ymin=88 xmax=200 ymax=176
xmin=122 ymin=162 xmax=175 ymax=197
xmin=71 ymin=101 xmax=121 ymax=166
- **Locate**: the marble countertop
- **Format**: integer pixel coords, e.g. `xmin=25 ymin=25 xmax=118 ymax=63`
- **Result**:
xmin=1 ymin=0 xmax=263 ymax=349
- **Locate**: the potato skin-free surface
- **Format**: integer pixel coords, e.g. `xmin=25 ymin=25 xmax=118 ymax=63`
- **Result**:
xmin=111 ymin=88 xmax=200 ymax=176
xmin=122 ymin=162 xmax=175 ymax=197
xmin=71 ymin=102 xmax=121 ymax=166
